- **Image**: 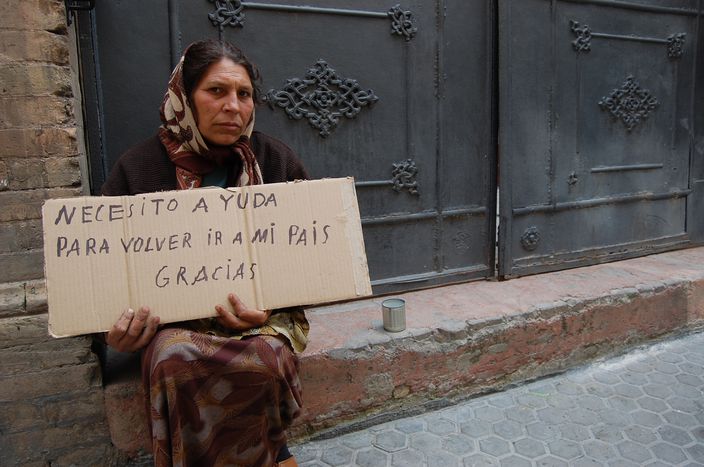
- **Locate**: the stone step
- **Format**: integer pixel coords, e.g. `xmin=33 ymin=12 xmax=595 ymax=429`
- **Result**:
xmin=103 ymin=247 xmax=704 ymax=460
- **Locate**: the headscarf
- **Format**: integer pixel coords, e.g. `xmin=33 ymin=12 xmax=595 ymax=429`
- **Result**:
xmin=158 ymin=52 xmax=263 ymax=190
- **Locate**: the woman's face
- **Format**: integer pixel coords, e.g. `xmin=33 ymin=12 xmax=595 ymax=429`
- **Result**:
xmin=191 ymin=57 xmax=255 ymax=146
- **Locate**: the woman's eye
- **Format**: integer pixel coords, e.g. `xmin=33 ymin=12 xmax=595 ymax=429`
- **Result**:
xmin=209 ymin=87 xmax=223 ymax=94
xmin=239 ymin=90 xmax=251 ymax=98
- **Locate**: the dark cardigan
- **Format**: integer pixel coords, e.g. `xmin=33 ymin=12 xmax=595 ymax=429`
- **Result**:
xmin=101 ymin=131 xmax=308 ymax=196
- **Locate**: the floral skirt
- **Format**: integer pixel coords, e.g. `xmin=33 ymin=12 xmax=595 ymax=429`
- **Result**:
xmin=141 ymin=328 xmax=302 ymax=467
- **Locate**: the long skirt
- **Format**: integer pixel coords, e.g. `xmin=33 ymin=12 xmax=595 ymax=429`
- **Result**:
xmin=141 ymin=328 xmax=303 ymax=467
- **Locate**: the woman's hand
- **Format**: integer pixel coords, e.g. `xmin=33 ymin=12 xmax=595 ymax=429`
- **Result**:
xmin=215 ymin=293 xmax=271 ymax=331
xmin=105 ymin=307 xmax=160 ymax=353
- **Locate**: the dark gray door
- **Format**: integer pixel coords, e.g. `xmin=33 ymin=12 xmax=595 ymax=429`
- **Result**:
xmin=498 ymin=0 xmax=703 ymax=277
xmin=77 ymin=0 xmax=497 ymax=292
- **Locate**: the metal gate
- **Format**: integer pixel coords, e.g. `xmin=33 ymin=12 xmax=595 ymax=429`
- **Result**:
xmin=74 ymin=0 xmax=702 ymax=290
xmin=75 ymin=0 xmax=497 ymax=293
xmin=498 ymin=0 xmax=703 ymax=277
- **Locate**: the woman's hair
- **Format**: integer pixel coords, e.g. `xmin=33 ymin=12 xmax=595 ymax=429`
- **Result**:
xmin=182 ymin=39 xmax=262 ymax=103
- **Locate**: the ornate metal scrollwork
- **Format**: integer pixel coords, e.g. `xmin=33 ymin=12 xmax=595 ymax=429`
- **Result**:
xmin=667 ymin=33 xmax=686 ymax=59
xmin=388 ymin=4 xmax=418 ymax=41
xmin=598 ymin=76 xmax=659 ymax=131
xmin=570 ymin=20 xmax=592 ymax=53
xmin=521 ymin=227 xmax=540 ymax=251
xmin=264 ymin=60 xmax=379 ymax=138
xmin=569 ymin=18 xmax=685 ymax=60
xmin=355 ymin=159 xmax=420 ymax=195
xmin=205 ymin=2 xmax=418 ymax=40
xmin=391 ymin=159 xmax=419 ymax=195
xmin=208 ymin=0 xmax=245 ymax=30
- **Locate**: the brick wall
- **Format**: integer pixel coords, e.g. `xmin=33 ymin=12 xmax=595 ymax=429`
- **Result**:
xmin=0 ymin=1 xmax=116 ymax=465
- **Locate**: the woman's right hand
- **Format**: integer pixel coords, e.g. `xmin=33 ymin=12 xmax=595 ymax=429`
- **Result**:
xmin=105 ymin=307 xmax=160 ymax=353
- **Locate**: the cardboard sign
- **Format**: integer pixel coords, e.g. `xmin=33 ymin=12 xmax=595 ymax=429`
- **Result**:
xmin=42 ymin=178 xmax=371 ymax=337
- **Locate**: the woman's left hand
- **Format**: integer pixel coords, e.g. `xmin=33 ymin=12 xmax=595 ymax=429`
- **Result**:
xmin=215 ymin=293 xmax=272 ymax=331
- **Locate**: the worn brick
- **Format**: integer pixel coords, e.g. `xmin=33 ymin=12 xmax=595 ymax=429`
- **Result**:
xmin=0 ymin=314 xmax=50 ymax=348
xmin=44 ymin=390 xmax=106 ymax=425
xmin=0 ymin=282 xmax=25 ymax=316
xmin=2 ymin=157 xmax=81 ymax=190
xmin=0 ymin=30 xmax=69 ymax=64
xmin=0 ymin=187 xmax=80 ymax=221
xmin=0 ymin=220 xmax=43 ymax=254
xmin=0 ymin=250 xmax=44 ymax=282
xmin=0 ymin=159 xmax=7 ymax=186
xmin=0 ymin=420 xmax=111 ymax=465
xmin=3 ymin=460 xmax=47 ymax=467
xmin=0 ymin=158 xmax=46 ymax=190
xmin=0 ymin=363 xmax=100 ymax=402
xmin=104 ymin=380 xmax=152 ymax=455
xmin=50 ymin=444 xmax=117 ymax=467
xmin=0 ymin=335 xmax=94 ymax=380
xmin=0 ymin=127 xmax=77 ymax=157
xmin=45 ymin=156 xmax=81 ymax=187
xmin=0 ymin=0 xmax=65 ymax=32
xmin=0 ymin=398 xmax=43 ymax=434
xmin=0 ymin=342 xmax=93 ymax=376
xmin=0 ymin=1 xmax=105 ymax=463
xmin=25 ymin=279 xmax=46 ymax=314
xmin=0 ymin=390 xmax=104 ymax=434
xmin=0 ymin=63 xmax=71 ymax=97
xmin=0 ymin=96 xmax=72 ymax=128
xmin=0 ymin=261 xmax=45 ymax=312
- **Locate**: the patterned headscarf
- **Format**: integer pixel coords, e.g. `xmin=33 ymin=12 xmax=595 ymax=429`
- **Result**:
xmin=158 ymin=52 xmax=263 ymax=189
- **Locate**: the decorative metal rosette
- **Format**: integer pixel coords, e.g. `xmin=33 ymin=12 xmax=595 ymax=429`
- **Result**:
xmin=391 ymin=159 xmax=419 ymax=195
xmin=521 ymin=227 xmax=541 ymax=251
xmin=208 ymin=0 xmax=245 ymax=30
xmin=667 ymin=33 xmax=686 ymax=59
xmin=388 ymin=4 xmax=418 ymax=41
xmin=570 ymin=20 xmax=592 ymax=53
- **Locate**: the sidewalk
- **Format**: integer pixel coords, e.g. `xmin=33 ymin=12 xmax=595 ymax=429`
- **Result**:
xmin=291 ymin=331 xmax=704 ymax=466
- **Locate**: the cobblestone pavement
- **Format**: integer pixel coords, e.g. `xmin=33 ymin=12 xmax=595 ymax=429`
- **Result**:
xmin=291 ymin=331 xmax=704 ymax=466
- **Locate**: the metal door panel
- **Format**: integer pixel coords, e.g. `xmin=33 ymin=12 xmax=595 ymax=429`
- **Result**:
xmin=552 ymin=4 xmax=694 ymax=201
xmin=79 ymin=0 xmax=497 ymax=293
xmin=509 ymin=200 xmax=688 ymax=270
xmin=438 ymin=0 xmax=497 ymax=282
xmin=500 ymin=0 xmax=553 ymax=209
xmin=499 ymin=0 xmax=701 ymax=277
xmin=690 ymin=7 xmax=704 ymax=243
xmin=91 ymin=2 xmax=173 ymax=185
xmin=363 ymin=222 xmax=437 ymax=283
xmin=440 ymin=215 xmax=492 ymax=270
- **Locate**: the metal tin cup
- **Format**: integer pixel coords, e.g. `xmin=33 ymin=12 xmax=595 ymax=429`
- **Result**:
xmin=382 ymin=298 xmax=406 ymax=332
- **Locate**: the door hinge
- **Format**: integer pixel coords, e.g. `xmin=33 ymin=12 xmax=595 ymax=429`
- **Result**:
xmin=65 ymin=0 xmax=95 ymax=26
